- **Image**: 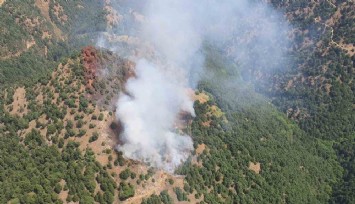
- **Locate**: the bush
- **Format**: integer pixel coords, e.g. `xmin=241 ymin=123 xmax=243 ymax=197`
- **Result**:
xmin=119 ymin=182 xmax=135 ymax=201
xmin=119 ymin=169 xmax=131 ymax=180
xmin=89 ymin=132 xmax=99 ymax=143
xmin=98 ymin=113 xmax=104 ymax=121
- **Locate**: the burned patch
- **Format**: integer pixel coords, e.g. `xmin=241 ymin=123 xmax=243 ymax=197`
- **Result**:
xmin=80 ymin=46 xmax=136 ymax=111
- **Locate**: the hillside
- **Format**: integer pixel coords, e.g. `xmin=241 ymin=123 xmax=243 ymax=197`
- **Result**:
xmin=0 ymin=0 xmax=107 ymax=85
xmin=255 ymin=1 xmax=355 ymax=202
xmin=0 ymin=46 xmax=344 ymax=204
xmin=0 ymin=48 xmax=188 ymax=204
xmin=0 ymin=0 xmax=354 ymax=203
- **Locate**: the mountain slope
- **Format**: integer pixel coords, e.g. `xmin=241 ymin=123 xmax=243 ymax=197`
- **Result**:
xmin=0 ymin=47 xmax=344 ymax=203
xmin=0 ymin=0 xmax=106 ymax=86
xmin=0 ymin=0 xmax=354 ymax=203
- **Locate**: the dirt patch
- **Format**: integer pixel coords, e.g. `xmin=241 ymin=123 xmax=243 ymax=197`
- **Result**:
xmin=338 ymin=41 xmax=355 ymax=57
xmin=8 ymin=87 xmax=28 ymax=116
xmin=58 ymin=179 xmax=68 ymax=202
xmin=35 ymin=0 xmax=50 ymax=20
xmin=18 ymin=120 xmax=36 ymax=138
xmin=26 ymin=39 xmax=36 ymax=49
xmin=23 ymin=17 xmax=41 ymax=29
xmin=324 ymin=83 xmax=332 ymax=95
xmin=41 ymin=31 xmax=52 ymax=39
xmin=201 ymin=120 xmax=211 ymax=127
xmin=123 ymin=168 xmax=185 ymax=204
xmin=0 ymin=0 xmax=5 ymax=7
xmin=325 ymin=5 xmax=342 ymax=27
xmin=191 ymin=91 xmax=209 ymax=104
xmin=52 ymin=3 xmax=68 ymax=24
xmin=104 ymin=2 xmax=122 ymax=28
xmin=191 ymin=144 xmax=206 ymax=167
xmin=248 ymin=162 xmax=261 ymax=174
xmin=195 ymin=144 xmax=206 ymax=155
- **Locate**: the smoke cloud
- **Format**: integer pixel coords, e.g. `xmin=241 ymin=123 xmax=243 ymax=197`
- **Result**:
xmin=116 ymin=59 xmax=194 ymax=172
xmin=100 ymin=0 xmax=290 ymax=172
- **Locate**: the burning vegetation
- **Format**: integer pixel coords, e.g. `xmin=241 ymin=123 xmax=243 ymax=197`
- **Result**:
xmin=81 ymin=46 xmax=101 ymax=90
xmin=79 ymin=46 xmax=136 ymax=111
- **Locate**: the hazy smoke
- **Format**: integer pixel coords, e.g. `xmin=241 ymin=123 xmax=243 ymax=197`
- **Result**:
xmin=105 ymin=0 xmax=290 ymax=172
xmin=116 ymin=60 xmax=194 ymax=172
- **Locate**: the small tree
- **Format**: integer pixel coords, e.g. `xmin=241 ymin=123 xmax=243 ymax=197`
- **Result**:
xmin=98 ymin=113 xmax=104 ymax=121
xmin=119 ymin=169 xmax=131 ymax=180
xmin=89 ymin=132 xmax=99 ymax=143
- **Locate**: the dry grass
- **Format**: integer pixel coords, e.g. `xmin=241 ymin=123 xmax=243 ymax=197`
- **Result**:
xmin=191 ymin=144 xmax=206 ymax=167
xmin=58 ymin=179 xmax=68 ymax=203
xmin=122 ymin=169 xmax=185 ymax=204
xmin=248 ymin=162 xmax=261 ymax=174
xmin=191 ymin=91 xmax=209 ymax=104
xmin=195 ymin=144 xmax=206 ymax=155
xmin=7 ymin=87 xmax=28 ymax=117
xmin=52 ymin=3 xmax=68 ymax=23
xmin=209 ymin=105 xmax=223 ymax=118
xmin=0 ymin=0 xmax=5 ymax=7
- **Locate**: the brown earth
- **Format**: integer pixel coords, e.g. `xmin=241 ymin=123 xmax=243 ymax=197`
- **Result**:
xmin=7 ymin=87 xmax=28 ymax=117
xmin=191 ymin=144 xmax=207 ymax=167
xmin=190 ymin=90 xmax=209 ymax=104
xmin=248 ymin=162 xmax=261 ymax=174
xmin=52 ymin=3 xmax=68 ymax=24
xmin=195 ymin=144 xmax=206 ymax=155
xmin=58 ymin=180 xmax=68 ymax=202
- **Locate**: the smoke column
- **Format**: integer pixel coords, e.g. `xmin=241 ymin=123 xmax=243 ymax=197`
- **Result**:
xmin=116 ymin=60 xmax=194 ymax=172
xmin=112 ymin=0 xmax=290 ymax=172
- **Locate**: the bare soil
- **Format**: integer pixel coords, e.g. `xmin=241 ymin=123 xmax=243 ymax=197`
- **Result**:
xmin=248 ymin=162 xmax=261 ymax=174
xmin=8 ymin=87 xmax=28 ymax=116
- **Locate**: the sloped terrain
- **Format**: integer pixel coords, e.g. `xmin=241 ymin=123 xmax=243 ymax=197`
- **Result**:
xmin=0 ymin=0 xmax=107 ymax=86
xmin=0 ymin=46 xmax=345 ymax=204
xmin=0 ymin=49 xmax=188 ymax=203
xmin=0 ymin=0 xmax=354 ymax=203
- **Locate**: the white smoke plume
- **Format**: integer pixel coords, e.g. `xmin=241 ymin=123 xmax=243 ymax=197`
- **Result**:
xmin=107 ymin=0 xmax=290 ymax=172
xmin=116 ymin=59 xmax=194 ymax=172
